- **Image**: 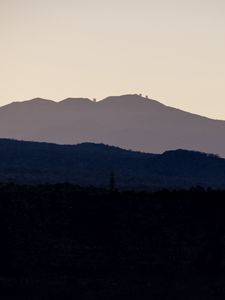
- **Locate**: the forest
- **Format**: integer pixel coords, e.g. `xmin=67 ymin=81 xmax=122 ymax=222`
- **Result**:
xmin=0 ymin=183 xmax=225 ymax=299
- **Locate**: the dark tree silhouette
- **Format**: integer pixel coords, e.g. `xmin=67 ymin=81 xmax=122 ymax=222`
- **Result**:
xmin=109 ymin=170 xmax=116 ymax=192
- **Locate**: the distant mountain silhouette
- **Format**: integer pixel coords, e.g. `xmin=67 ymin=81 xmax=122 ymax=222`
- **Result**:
xmin=1 ymin=94 xmax=225 ymax=156
xmin=0 ymin=139 xmax=225 ymax=189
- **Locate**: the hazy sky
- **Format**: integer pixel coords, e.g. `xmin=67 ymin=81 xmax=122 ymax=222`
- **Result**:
xmin=1 ymin=0 xmax=225 ymax=119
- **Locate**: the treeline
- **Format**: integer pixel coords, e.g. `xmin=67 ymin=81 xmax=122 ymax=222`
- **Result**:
xmin=0 ymin=184 xmax=225 ymax=299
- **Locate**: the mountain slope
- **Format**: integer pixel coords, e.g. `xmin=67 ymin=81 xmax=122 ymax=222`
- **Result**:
xmin=0 ymin=139 xmax=224 ymax=189
xmin=0 ymin=94 xmax=225 ymax=156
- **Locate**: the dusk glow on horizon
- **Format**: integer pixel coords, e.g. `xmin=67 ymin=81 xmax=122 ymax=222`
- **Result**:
xmin=1 ymin=0 xmax=225 ymax=119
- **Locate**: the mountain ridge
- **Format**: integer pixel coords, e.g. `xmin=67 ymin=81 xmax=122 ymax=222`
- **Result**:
xmin=0 ymin=138 xmax=224 ymax=189
xmin=1 ymin=94 xmax=225 ymax=157
xmin=2 ymin=94 xmax=222 ymax=121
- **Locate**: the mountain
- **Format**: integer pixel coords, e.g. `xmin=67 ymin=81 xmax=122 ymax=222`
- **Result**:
xmin=0 ymin=139 xmax=224 ymax=189
xmin=0 ymin=94 xmax=225 ymax=157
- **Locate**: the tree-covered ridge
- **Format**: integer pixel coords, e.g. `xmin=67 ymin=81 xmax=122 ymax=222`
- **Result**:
xmin=0 ymin=139 xmax=224 ymax=189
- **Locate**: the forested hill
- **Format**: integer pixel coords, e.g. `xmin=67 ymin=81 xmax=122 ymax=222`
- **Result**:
xmin=0 ymin=139 xmax=224 ymax=189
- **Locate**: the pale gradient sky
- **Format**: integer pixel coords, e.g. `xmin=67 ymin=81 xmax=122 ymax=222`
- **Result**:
xmin=1 ymin=0 xmax=225 ymax=119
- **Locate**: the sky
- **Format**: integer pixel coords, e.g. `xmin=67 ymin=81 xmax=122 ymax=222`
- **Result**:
xmin=1 ymin=0 xmax=225 ymax=119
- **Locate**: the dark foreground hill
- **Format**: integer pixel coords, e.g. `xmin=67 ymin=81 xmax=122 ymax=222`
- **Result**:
xmin=0 ymin=139 xmax=225 ymax=189
xmin=0 ymin=185 xmax=225 ymax=299
xmin=1 ymin=94 xmax=225 ymax=157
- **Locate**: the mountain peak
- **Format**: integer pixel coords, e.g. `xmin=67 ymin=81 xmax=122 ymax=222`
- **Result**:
xmin=99 ymin=94 xmax=165 ymax=108
xmin=100 ymin=94 xmax=146 ymax=102
xmin=25 ymin=98 xmax=55 ymax=104
xmin=59 ymin=98 xmax=93 ymax=105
